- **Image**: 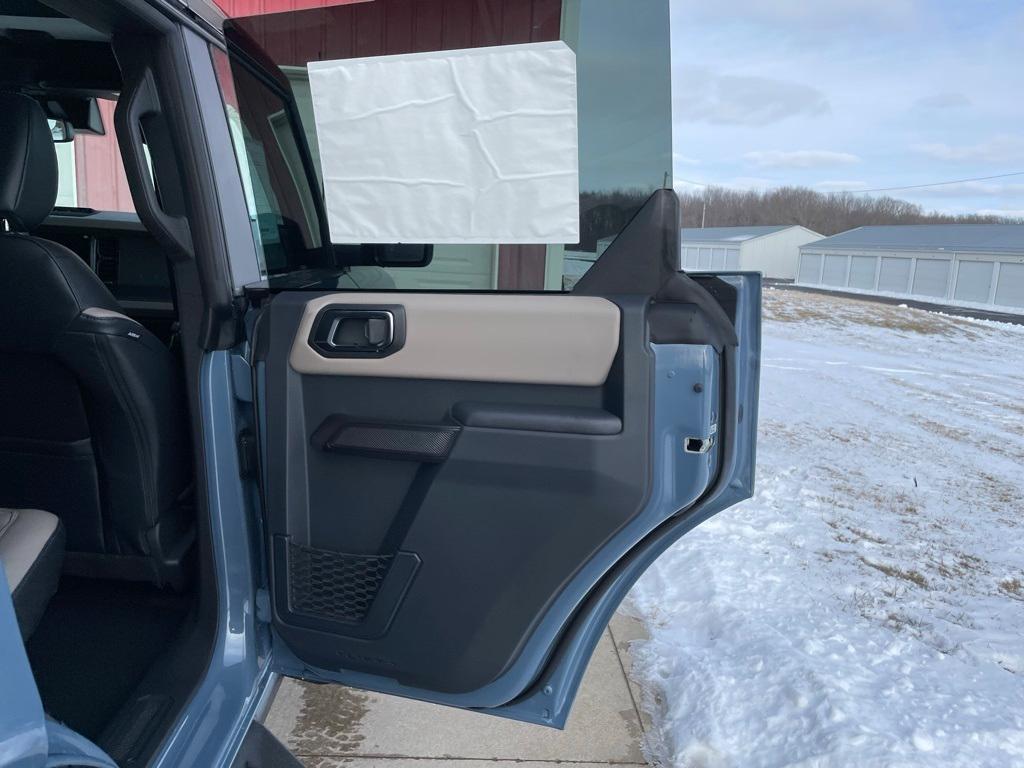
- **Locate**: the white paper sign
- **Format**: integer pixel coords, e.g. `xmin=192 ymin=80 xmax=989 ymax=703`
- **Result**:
xmin=307 ymin=42 xmax=579 ymax=244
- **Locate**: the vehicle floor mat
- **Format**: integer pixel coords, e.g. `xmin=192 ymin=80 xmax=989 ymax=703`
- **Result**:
xmin=26 ymin=576 xmax=191 ymax=740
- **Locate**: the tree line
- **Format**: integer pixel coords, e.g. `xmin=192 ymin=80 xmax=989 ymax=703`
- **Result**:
xmin=577 ymin=186 xmax=1021 ymax=250
xmin=677 ymin=186 xmax=1022 ymax=235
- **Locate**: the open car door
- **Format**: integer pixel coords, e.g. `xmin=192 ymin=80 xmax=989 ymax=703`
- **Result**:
xmin=250 ymin=189 xmax=761 ymax=727
xmin=217 ymin=1 xmax=761 ymax=728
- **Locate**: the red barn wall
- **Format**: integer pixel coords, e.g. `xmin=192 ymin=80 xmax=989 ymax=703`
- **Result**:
xmin=225 ymin=0 xmax=562 ymax=65
xmin=73 ymin=99 xmax=134 ymax=212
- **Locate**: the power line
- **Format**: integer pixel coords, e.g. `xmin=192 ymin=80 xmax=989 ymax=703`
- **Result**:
xmin=839 ymin=170 xmax=1024 ymax=194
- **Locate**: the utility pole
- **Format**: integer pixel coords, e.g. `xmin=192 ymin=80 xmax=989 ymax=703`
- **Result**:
xmin=701 ymin=198 xmax=707 ymax=228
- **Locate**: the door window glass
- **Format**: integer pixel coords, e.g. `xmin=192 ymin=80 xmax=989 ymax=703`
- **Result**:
xmin=221 ymin=0 xmax=673 ymax=290
xmin=52 ymin=99 xmax=135 ymax=213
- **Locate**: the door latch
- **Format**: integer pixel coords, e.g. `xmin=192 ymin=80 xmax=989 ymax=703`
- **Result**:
xmin=684 ymin=436 xmax=714 ymax=454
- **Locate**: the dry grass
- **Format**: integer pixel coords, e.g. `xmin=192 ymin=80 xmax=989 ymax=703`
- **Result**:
xmin=884 ymin=610 xmax=928 ymax=633
xmin=888 ymin=491 xmax=921 ymax=517
xmin=999 ymin=578 xmax=1023 ymax=600
xmin=860 ymin=556 xmax=930 ymax=589
xmin=847 ymin=526 xmax=887 ymax=545
xmin=977 ymin=472 xmax=1024 ymax=509
xmin=914 ymin=417 xmax=1024 ymax=464
xmin=763 ymin=290 xmax=984 ymax=340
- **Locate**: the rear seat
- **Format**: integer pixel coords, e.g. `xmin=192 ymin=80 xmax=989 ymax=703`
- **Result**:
xmin=0 ymin=508 xmax=64 ymax=638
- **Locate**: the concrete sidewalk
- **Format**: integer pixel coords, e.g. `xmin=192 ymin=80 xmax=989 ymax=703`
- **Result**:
xmin=265 ymin=612 xmax=652 ymax=767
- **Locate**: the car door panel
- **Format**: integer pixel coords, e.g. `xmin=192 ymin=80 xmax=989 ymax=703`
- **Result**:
xmin=257 ymin=289 xmax=655 ymax=694
xmin=254 ymin=190 xmax=760 ymax=721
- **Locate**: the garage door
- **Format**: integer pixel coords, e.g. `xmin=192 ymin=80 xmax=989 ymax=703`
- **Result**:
xmin=995 ymin=262 xmax=1024 ymax=308
xmin=954 ymin=261 xmax=994 ymax=303
xmin=848 ymin=255 xmax=877 ymax=289
xmin=911 ymin=259 xmax=951 ymax=298
xmin=390 ymin=245 xmax=496 ymax=289
xmin=798 ymin=253 xmax=822 ymax=283
xmin=822 ymin=254 xmax=848 ymax=286
xmin=878 ymin=257 xmax=912 ymax=293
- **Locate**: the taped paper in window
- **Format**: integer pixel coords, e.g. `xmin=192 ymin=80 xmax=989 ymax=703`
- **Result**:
xmin=307 ymin=42 xmax=579 ymax=244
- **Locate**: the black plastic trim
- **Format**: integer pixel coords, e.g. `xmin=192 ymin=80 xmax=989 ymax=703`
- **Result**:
xmin=230 ymin=721 xmax=302 ymax=768
xmin=452 ymin=402 xmax=622 ymax=435
xmin=311 ymin=416 xmax=460 ymax=463
xmin=307 ymin=304 xmax=407 ymax=359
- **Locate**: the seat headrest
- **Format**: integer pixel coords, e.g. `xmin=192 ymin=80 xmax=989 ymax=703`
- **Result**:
xmin=0 ymin=93 xmax=58 ymax=232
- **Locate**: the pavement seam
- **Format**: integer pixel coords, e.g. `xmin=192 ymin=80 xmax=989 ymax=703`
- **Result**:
xmin=605 ymin=624 xmax=646 ymax=736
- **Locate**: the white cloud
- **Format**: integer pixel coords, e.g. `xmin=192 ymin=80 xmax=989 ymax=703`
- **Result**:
xmin=677 ymin=0 xmax=921 ymax=34
xmin=912 ymin=135 xmax=1024 ymax=164
xmin=673 ymin=152 xmax=702 ymax=166
xmin=676 ymin=67 xmax=829 ymax=126
xmin=674 ymin=178 xmax=709 ymax=191
xmin=914 ymin=92 xmax=971 ymax=110
xmin=721 ymin=176 xmax=778 ymax=190
xmin=744 ymin=150 xmax=861 ymax=169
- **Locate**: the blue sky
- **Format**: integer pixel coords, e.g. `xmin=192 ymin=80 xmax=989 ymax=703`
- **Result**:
xmin=670 ymin=0 xmax=1024 ymax=216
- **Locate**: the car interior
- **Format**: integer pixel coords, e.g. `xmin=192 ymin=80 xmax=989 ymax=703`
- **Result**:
xmin=1 ymin=3 xmax=213 ymax=763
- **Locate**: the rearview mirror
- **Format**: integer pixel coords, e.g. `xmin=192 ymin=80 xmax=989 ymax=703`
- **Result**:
xmin=332 ymin=243 xmax=434 ymax=269
xmin=369 ymin=244 xmax=433 ymax=268
xmin=43 ymin=96 xmax=105 ymax=138
xmin=48 ymin=119 xmax=75 ymax=143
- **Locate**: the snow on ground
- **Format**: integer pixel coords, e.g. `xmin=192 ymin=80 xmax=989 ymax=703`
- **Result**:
xmin=628 ymin=288 xmax=1024 ymax=768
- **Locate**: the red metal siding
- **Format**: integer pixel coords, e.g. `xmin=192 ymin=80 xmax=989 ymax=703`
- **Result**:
xmin=228 ymin=0 xmax=562 ymax=66
xmin=497 ymin=244 xmax=547 ymax=289
xmin=218 ymin=0 xmax=374 ymax=16
xmin=73 ymin=99 xmax=134 ymax=212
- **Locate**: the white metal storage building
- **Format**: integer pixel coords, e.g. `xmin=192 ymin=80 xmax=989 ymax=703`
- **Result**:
xmin=797 ymin=225 xmax=1024 ymax=312
xmin=680 ymin=225 xmax=823 ymax=279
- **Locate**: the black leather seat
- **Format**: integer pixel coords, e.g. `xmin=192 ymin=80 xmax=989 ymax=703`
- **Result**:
xmin=0 ymin=92 xmax=192 ymax=586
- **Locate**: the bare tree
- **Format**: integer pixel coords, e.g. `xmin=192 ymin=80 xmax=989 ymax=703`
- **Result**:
xmin=572 ymin=186 xmax=1021 ymax=251
xmin=676 ymin=186 xmax=1023 ymax=235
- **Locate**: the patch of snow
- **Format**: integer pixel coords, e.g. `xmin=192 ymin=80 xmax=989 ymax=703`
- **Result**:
xmin=628 ymin=290 xmax=1024 ymax=767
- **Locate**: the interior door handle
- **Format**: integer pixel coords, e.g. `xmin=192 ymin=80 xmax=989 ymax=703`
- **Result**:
xmin=308 ymin=305 xmax=407 ymax=359
xmin=327 ymin=311 xmax=394 ymax=351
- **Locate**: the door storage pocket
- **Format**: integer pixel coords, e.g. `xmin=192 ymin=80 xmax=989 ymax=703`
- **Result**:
xmin=287 ymin=540 xmax=393 ymax=624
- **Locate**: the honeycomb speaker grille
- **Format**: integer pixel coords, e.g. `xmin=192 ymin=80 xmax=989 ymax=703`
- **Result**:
xmin=288 ymin=541 xmax=393 ymax=623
